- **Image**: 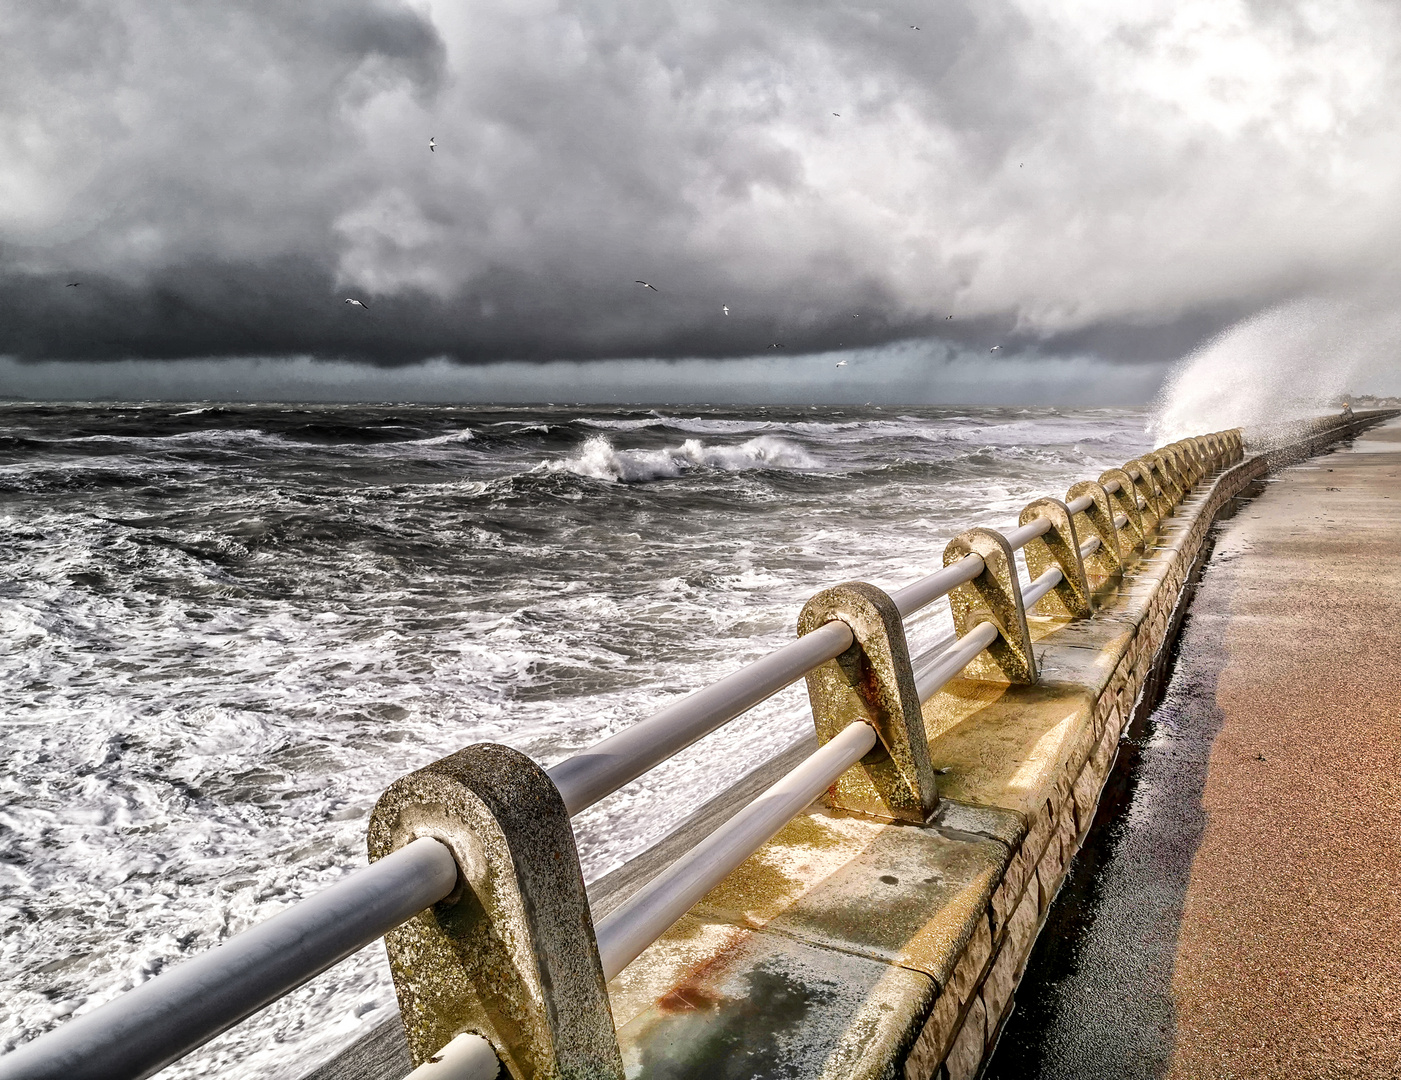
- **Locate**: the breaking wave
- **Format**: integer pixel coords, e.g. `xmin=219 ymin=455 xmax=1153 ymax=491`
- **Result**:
xmin=541 ymin=434 xmax=821 ymax=482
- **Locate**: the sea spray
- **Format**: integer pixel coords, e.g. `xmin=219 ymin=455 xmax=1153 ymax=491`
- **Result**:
xmin=1150 ymin=298 xmax=1401 ymax=446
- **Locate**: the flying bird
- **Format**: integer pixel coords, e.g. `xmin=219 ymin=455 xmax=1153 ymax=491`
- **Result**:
xmin=769 ymin=343 xmax=785 ymax=349
xmin=946 ymin=314 xmax=954 ymax=320
xmin=344 ymin=298 xmax=369 ymax=309
xmin=989 ymin=345 xmax=1002 ymax=352
xmin=723 ymin=305 xmax=729 ymax=315
xmin=851 ymin=313 xmax=860 ymax=318
xmin=429 ymin=136 xmax=436 ymax=152
xmin=635 ymin=280 xmax=658 ymax=291
xmin=909 ymin=24 xmax=920 ymax=29
xmin=836 ymin=360 xmax=848 ymax=368
xmin=66 ymin=282 xmax=80 ymax=287
xmin=833 ymin=112 xmax=840 ymax=116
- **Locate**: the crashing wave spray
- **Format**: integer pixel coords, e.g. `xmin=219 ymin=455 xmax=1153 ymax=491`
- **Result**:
xmin=1149 ymin=299 xmax=1401 ymax=447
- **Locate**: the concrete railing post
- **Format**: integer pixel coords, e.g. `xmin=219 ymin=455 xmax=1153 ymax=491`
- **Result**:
xmin=1162 ymin=443 xmax=1189 ymax=490
xmin=798 ymin=582 xmax=938 ymax=822
xmin=1146 ymin=449 xmax=1185 ymax=506
xmin=1197 ymin=435 xmax=1218 ymax=474
xmin=1018 ymin=496 xmax=1093 ymax=617
xmin=1199 ymin=434 xmax=1220 ymax=471
xmin=1191 ymin=435 xmax=1214 ymax=474
xmin=943 ymin=528 xmax=1038 ymax=683
xmin=1098 ymin=467 xmax=1146 ymax=553
xmin=1128 ymin=456 xmax=1172 ymax=521
xmin=1174 ymin=441 xmax=1204 ymax=487
xmin=368 ymin=744 xmax=624 ymax=1080
xmin=1065 ymin=480 xmax=1124 ymax=586
xmin=1122 ymin=460 xmax=1163 ymax=534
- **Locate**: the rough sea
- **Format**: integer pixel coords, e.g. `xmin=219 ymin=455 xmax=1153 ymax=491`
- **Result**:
xmin=0 ymin=402 xmax=1152 ymax=1078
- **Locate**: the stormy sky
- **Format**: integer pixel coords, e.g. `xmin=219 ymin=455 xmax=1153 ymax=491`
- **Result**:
xmin=6 ymin=0 xmax=1401 ymax=400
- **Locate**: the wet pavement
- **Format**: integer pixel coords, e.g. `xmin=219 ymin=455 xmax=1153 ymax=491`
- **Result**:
xmin=986 ymin=421 xmax=1401 ymax=1080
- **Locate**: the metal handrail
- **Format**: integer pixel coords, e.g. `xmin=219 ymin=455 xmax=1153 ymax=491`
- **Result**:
xmin=402 ymin=1034 xmax=499 ymax=1080
xmin=913 ymin=620 xmax=999 ymax=702
xmin=592 ymin=720 xmax=878 ymax=980
xmin=551 ymin=551 xmax=991 ymax=816
xmin=1003 ymin=515 xmax=1052 ymax=551
xmin=548 ymin=618 xmax=855 ymax=815
xmin=889 ymin=552 xmax=983 ymax=618
xmin=0 ymin=838 xmax=458 ymax=1080
xmin=1021 ymin=565 xmax=1063 ymax=609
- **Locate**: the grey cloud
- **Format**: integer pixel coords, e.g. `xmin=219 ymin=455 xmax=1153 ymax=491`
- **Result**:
xmin=5 ymin=0 xmax=1401 ymax=368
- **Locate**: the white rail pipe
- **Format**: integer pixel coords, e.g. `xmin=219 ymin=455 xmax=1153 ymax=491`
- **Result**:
xmin=1066 ymin=493 xmax=1095 ymax=515
xmin=401 ymin=1034 xmax=500 ymax=1080
xmin=0 ymin=838 xmax=459 ymax=1080
xmin=1079 ymin=535 xmax=1101 ymax=559
xmin=1102 ymin=478 xmax=1121 ymax=494
xmin=1020 ymin=566 xmax=1064 ymax=610
xmin=1004 ymin=515 xmax=1052 ymax=552
xmin=1113 ymin=513 xmax=1128 ymax=530
xmin=913 ymin=620 xmax=999 ymax=702
xmin=889 ymin=552 xmax=983 ymax=618
xmin=593 ymin=721 xmax=879 ymax=980
xmin=548 ymin=619 xmax=855 ymax=815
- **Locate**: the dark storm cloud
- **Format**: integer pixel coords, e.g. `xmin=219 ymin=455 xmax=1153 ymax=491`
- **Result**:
xmin=6 ymin=0 xmax=1401 ymax=365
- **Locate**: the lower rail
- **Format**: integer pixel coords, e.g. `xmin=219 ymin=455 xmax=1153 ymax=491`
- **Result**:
xmin=593 ymin=720 xmax=879 ymax=980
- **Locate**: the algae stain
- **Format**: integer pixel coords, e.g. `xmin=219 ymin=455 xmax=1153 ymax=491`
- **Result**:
xmin=635 ymin=966 xmax=834 ymax=1079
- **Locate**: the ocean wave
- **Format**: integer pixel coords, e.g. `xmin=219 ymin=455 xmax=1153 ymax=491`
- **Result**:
xmin=402 ymin=428 xmax=473 ymax=446
xmin=540 ymin=434 xmax=821 ymax=483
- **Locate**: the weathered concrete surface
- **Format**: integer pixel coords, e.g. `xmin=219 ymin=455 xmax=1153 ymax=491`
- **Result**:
xmin=986 ymin=420 xmax=1401 ymax=1080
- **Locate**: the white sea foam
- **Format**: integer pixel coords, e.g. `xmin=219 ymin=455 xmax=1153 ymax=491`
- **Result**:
xmin=542 ymin=434 xmax=821 ymax=482
xmin=405 ymin=427 xmax=474 ymax=445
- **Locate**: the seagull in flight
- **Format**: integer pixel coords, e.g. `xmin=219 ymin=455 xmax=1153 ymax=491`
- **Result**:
xmin=946 ymin=314 xmax=954 ymax=320
xmin=909 ymin=24 xmax=920 ymax=29
xmin=769 ymin=343 xmax=785 ymax=349
xmin=989 ymin=345 xmax=1002 ymax=352
xmin=66 ymin=282 xmax=80 ymax=287
xmin=833 ymin=112 xmax=841 ymax=117
xmin=851 ymin=313 xmax=860 ymax=319
xmin=836 ymin=359 xmax=848 ymax=368
xmin=723 ymin=304 xmax=729 ymax=315
xmin=429 ymin=136 xmax=436 ymax=152
xmin=344 ymin=297 xmax=369 ymax=309
xmin=635 ymin=280 xmax=658 ymax=291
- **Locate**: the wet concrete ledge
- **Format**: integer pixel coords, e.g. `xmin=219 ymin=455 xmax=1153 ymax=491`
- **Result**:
xmin=306 ymin=412 xmax=1395 ymax=1080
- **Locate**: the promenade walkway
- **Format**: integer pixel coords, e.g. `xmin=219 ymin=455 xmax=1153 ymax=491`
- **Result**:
xmin=988 ymin=418 xmax=1401 ymax=1079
